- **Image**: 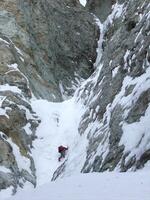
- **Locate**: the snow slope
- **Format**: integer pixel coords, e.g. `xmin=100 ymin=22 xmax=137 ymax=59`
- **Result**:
xmin=31 ymin=97 xmax=87 ymax=185
xmin=6 ymin=172 xmax=150 ymax=200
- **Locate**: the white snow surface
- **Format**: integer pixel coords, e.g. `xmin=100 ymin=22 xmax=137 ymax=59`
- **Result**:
xmin=0 ymin=38 xmax=9 ymax=45
xmin=31 ymin=97 xmax=87 ymax=185
xmin=7 ymin=63 xmax=18 ymax=70
xmin=0 ymin=84 xmax=21 ymax=94
xmin=0 ymin=166 xmax=11 ymax=173
xmin=6 ymin=172 xmax=150 ymax=200
xmin=7 ymin=138 xmax=31 ymax=173
xmin=79 ymin=0 xmax=86 ymax=7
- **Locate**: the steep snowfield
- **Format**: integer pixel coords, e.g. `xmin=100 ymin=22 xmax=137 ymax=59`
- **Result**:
xmin=0 ymin=96 xmax=88 ymax=200
xmin=31 ymin=97 xmax=87 ymax=185
xmin=6 ymin=172 xmax=150 ymax=200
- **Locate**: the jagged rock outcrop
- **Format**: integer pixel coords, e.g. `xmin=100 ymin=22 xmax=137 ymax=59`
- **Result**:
xmin=0 ymin=0 xmax=99 ymax=193
xmin=52 ymin=0 xmax=150 ymax=180
xmin=0 ymin=0 xmax=99 ymax=101
xmin=79 ymin=0 xmax=150 ymax=172
xmin=0 ymin=38 xmax=40 ymax=193
xmin=86 ymin=0 xmax=113 ymax=22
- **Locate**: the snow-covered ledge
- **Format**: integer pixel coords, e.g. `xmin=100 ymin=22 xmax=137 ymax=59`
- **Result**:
xmin=79 ymin=0 xmax=87 ymax=7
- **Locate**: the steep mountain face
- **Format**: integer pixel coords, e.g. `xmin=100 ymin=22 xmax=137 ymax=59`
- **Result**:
xmin=0 ymin=0 xmax=98 ymax=101
xmin=0 ymin=38 xmax=40 ymax=193
xmin=52 ymin=0 xmax=150 ymax=179
xmin=78 ymin=0 xmax=150 ymax=172
xmin=0 ymin=0 xmax=98 ymax=195
xmin=86 ymin=0 xmax=113 ymax=22
xmin=0 ymin=0 xmax=150 ymax=197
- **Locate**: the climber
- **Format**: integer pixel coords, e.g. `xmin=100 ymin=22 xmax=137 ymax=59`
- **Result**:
xmin=58 ymin=145 xmax=68 ymax=161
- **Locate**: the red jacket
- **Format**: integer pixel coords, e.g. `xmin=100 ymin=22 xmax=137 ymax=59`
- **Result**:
xmin=58 ymin=146 xmax=68 ymax=153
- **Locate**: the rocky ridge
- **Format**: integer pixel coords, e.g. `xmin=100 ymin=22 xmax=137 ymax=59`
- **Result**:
xmin=0 ymin=0 xmax=98 ymax=101
xmin=0 ymin=37 xmax=40 ymax=193
xmin=0 ymin=0 xmax=98 ymax=194
xmin=52 ymin=0 xmax=150 ymax=179
xmin=79 ymin=0 xmax=150 ymax=173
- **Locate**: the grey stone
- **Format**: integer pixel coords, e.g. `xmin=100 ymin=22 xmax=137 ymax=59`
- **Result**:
xmin=0 ymin=0 xmax=99 ymax=101
xmin=0 ymin=37 xmax=40 ymax=192
xmin=136 ymin=149 xmax=150 ymax=169
xmin=79 ymin=0 xmax=150 ymax=174
xmin=86 ymin=0 xmax=113 ymax=22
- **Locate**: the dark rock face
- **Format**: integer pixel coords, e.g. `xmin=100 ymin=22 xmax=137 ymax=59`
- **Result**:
xmin=0 ymin=0 xmax=99 ymax=193
xmin=51 ymin=0 xmax=150 ymax=181
xmin=0 ymin=0 xmax=99 ymax=101
xmin=86 ymin=0 xmax=113 ymax=22
xmin=51 ymin=160 xmax=67 ymax=181
xmin=0 ymin=38 xmax=40 ymax=193
xmin=79 ymin=0 xmax=150 ymax=173
xmin=136 ymin=149 xmax=150 ymax=169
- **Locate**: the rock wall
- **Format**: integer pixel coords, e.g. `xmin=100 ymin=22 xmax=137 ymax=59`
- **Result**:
xmin=0 ymin=0 xmax=99 ymax=101
xmin=78 ymin=0 xmax=150 ymax=172
xmin=0 ymin=37 xmax=40 ymax=193
xmin=0 ymin=0 xmax=99 ymax=193
xmin=52 ymin=0 xmax=150 ymax=180
xmin=86 ymin=0 xmax=113 ymax=22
